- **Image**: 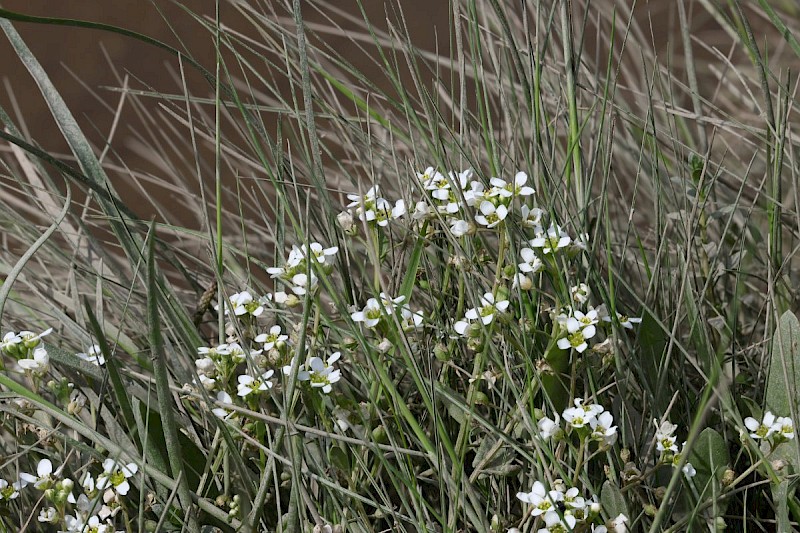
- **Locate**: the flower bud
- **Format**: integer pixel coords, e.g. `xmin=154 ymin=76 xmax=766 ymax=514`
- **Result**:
xmin=433 ymin=343 xmax=450 ymax=362
xmin=620 ymin=448 xmax=630 ymax=463
xmin=721 ymin=468 xmax=735 ymax=487
xmin=337 ymin=210 xmax=355 ymax=232
xmin=654 ymin=486 xmax=667 ymax=500
xmin=376 ymin=338 xmax=393 ymax=353
xmin=644 ymin=503 xmax=657 ymax=516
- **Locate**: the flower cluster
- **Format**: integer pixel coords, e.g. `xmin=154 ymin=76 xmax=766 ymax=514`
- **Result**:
xmin=351 ymin=293 xmax=423 ymax=331
xmin=516 ymin=480 xmax=603 ymax=531
xmin=653 ymin=420 xmax=696 ymax=478
xmin=1 ymin=328 xmax=52 ymax=378
xmin=744 ymin=411 xmax=795 ymax=446
xmin=454 ymin=292 xmax=510 ymax=337
xmin=343 ymin=185 xmax=406 ymax=228
xmin=266 ymin=242 xmax=339 ymax=298
xmin=555 ymin=399 xmax=619 ymax=446
xmin=412 ymin=168 xmax=535 ymax=235
xmin=284 ymin=352 xmax=342 ymax=394
xmin=13 ymin=457 xmax=132 ymax=532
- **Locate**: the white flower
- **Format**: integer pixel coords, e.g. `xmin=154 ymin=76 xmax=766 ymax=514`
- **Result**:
xmin=474 ymin=201 xmax=508 ymax=228
xmin=417 ymin=167 xmax=446 ymax=189
xmin=562 ymin=399 xmax=604 ymax=429
xmin=17 ymin=347 xmax=50 ymax=376
xmin=618 ymin=314 xmax=642 ymax=329
xmin=488 ymin=177 xmax=514 ymax=199
xmin=19 ymin=458 xmax=55 ymax=490
xmin=610 ymin=514 xmax=629 ymax=533
xmin=230 ymin=291 xmax=264 ymax=317
xmin=518 ymin=248 xmax=543 ymax=274
xmin=0 ymin=478 xmax=23 ymax=501
xmin=490 ymin=172 xmax=535 ymax=198
xmin=297 ymin=352 xmax=342 ymax=394
xmin=570 ymin=283 xmax=591 ymax=305
xmin=379 ymin=293 xmax=406 ymax=313
xmin=464 ymin=292 xmax=509 ymax=326
xmin=556 ymin=317 xmax=596 ymax=353
xmin=346 ymin=185 xmax=380 ymax=209
xmin=38 ymin=506 xmax=58 ymax=523
xmin=412 ymin=200 xmax=434 ymax=220
xmin=745 ymin=412 xmax=777 ymax=440
xmin=352 ymin=298 xmax=383 ymax=328
xmin=682 ymin=461 xmax=697 ymax=479
xmin=304 ymin=242 xmax=338 ymax=265
xmin=99 ymin=459 xmax=138 ymax=496
xmin=449 ymin=219 xmax=471 ymax=237
xmin=590 ymin=411 xmax=618 ymax=446
xmin=564 ymin=486 xmax=586 ymax=510
xmin=574 ymin=309 xmax=600 ymax=327
xmin=654 ymin=420 xmax=679 ymax=454
xmin=537 ymin=415 xmax=561 ymax=439
xmin=537 ymin=509 xmax=576 ymax=532
xmin=521 ymin=205 xmax=543 ymax=227
xmin=76 ymin=344 xmax=106 ymax=366
xmin=255 ymin=325 xmax=288 ymax=351
xmin=290 ymin=272 xmax=318 ymax=295
xmin=212 ymin=391 xmax=235 ymax=419
xmin=529 ymin=224 xmax=572 ymax=254
xmin=237 ymin=370 xmax=275 ymax=398
xmin=454 ymin=320 xmax=471 ymax=336
xmin=399 ymin=306 xmax=424 ymax=330
xmin=0 ymin=332 xmax=22 ymax=355
xmin=516 ymin=481 xmax=563 ymax=517
xmin=773 ymin=416 xmax=795 ymax=440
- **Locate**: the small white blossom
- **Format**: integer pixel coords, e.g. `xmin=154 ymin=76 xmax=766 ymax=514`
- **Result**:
xmin=529 ymin=224 xmax=571 ymax=254
xmin=212 ymin=391 xmax=235 ymax=419
xmin=19 ymin=458 xmax=55 ymax=490
xmin=516 ymin=481 xmax=563 ymax=517
xmin=76 ymin=344 xmax=106 ymax=366
xmin=0 ymin=478 xmax=23 ymax=501
xmin=17 ymin=347 xmax=50 ymax=376
xmin=464 ymin=292 xmax=509 ymax=326
xmin=521 ymin=205 xmax=543 ymax=228
xmin=537 ymin=415 xmax=561 ymax=439
xmin=745 ymin=412 xmax=777 ymax=440
xmin=237 ymin=370 xmax=275 ymax=398
xmin=297 ymin=352 xmax=342 ymax=394
xmin=352 ymin=298 xmax=383 ymax=328
xmin=255 ymin=325 xmax=288 ymax=351
xmin=557 ymin=317 xmax=596 ymax=353
xmin=474 ymin=201 xmax=508 ymax=228
xmin=98 ymin=459 xmax=138 ymax=497
xmin=518 ymin=248 xmax=543 ymax=274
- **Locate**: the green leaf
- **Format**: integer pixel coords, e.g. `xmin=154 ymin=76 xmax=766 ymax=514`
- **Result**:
xmin=765 ymin=310 xmax=800 ymax=470
xmin=773 ymin=478 xmax=791 ymax=532
xmin=146 ymin=223 xmax=197 ymax=529
xmin=687 ymin=428 xmax=730 ymax=515
xmin=766 ymin=311 xmax=800 ymax=417
xmin=601 ymin=481 xmax=628 ymax=520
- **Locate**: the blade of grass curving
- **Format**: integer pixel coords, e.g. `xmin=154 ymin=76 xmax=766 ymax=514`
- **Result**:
xmin=145 ymin=221 xmax=198 ymax=529
xmin=0 ymin=186 xmax=70 ymax=324
xmin=756 ymin=1 xmax=800 ymax=59
xmin=82 ymin=300 xmax=140 ymax=448
xmin=0 ymin=18 xmax=142 ymax=272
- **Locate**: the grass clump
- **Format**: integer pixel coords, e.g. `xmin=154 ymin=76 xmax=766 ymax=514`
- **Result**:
xmin=0 ymin=0 xmax=800 ymax=531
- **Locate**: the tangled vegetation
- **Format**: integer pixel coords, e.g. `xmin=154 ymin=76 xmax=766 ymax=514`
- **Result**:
xmin=0 ymin=1 xmax=800 ymax=531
